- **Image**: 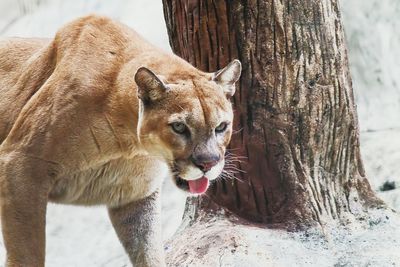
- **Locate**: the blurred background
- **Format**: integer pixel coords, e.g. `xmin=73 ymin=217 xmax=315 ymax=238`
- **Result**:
xmin=0 ymin=0 xmax=399 ymax=266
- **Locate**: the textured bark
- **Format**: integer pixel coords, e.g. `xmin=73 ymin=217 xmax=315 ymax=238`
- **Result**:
xmin=163 ymin=0 xmax=382 ymax=226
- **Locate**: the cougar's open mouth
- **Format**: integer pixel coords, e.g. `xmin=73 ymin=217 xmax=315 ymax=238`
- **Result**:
xmin=173 ymin=175 xmax=210 ymax=194
xmin=174 ymin=175 xmax=189 ymax=191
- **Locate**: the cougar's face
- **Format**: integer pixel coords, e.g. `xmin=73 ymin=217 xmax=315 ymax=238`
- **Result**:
xmin=136 ymin=60 xmax=241 ymax=194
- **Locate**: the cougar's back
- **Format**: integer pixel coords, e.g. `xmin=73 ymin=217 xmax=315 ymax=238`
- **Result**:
xmin=0 ymin=38 xmax=55 ymax=144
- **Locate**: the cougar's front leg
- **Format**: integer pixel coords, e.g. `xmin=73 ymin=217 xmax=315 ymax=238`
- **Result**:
xmin=108 ymin=190 xmax=165 ymax=267
xmin=0 ymin=154 xmax=52 ymax=267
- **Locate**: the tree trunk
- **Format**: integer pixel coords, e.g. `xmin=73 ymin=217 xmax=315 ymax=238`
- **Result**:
xmin=162 ymin=0 xmax=382 ymax=228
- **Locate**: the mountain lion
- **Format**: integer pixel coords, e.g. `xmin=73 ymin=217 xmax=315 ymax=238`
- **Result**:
xmin=0 ymin=15 xmax=241 ymax=266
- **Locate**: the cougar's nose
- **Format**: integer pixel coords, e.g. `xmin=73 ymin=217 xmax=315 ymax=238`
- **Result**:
xmin=191 ymin=154 xmax=220 ymax=172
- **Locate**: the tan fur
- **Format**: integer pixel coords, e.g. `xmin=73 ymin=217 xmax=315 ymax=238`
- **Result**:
xmin=0 ymin=15 xmax=240 ymax=266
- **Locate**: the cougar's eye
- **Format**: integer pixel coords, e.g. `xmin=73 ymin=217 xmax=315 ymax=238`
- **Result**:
xmin=215 ymin=122 xmax=228 ymax=133
xmin=171 ymin=122 xmax=187 ymax=134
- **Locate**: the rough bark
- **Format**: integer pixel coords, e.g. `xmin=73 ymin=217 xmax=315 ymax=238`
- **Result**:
xmin=162 ymin=0 xmax=383 ymax=227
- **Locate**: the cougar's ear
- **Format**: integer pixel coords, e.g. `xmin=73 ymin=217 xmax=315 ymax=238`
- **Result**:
xmin=135 ymin=67 xmax=168 ymax=103
xmin=213 ymin=59 xmax=242 ymax=97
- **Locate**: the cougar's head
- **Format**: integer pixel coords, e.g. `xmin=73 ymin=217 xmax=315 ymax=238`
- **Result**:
xmin=135 ymin=60 xmax=241 ymax=195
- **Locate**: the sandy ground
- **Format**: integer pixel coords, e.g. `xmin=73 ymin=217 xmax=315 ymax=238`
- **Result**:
xmin=0 ymin=0 xmax=399 ymax=266
xmin=167 ymin=209 xmax=400 ymax=267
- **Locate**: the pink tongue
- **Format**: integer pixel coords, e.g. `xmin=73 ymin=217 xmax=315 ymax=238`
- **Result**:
xmin=188 ymin=177 xmax=209 ymax=194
